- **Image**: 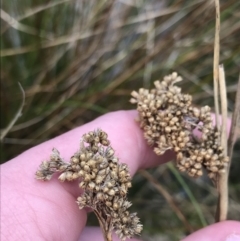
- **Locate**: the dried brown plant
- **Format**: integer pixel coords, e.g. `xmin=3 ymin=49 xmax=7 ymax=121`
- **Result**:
xmin=36 ymin=129 xmax=142 ymax=241
xmin=130 ymin=72 xmax=229 ymax=181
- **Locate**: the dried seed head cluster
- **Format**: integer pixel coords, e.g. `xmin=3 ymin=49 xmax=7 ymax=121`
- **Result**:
xmin=130 ymin=72 xmax=229 ymax=180
xmin=36 ymin=129 xmax=142 ymax=241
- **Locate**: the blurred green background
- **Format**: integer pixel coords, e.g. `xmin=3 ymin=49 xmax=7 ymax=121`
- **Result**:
xmin=1 ymin=0 xmax=239 ymax=240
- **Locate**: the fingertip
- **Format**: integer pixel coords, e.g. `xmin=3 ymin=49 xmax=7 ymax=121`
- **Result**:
xmin=182 ymin=221 xmax=240 ymax=241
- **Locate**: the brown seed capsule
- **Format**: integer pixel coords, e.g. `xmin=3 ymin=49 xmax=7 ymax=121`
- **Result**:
xmin=95 ymin=185 xmax=100 ymax=191
xmin=86 ymin=152 xmax=93 ymax=159
xmin=184 ymin=162 xmax=190 ymax=168
xmin=79 ymin=181 xmax=86 ymax=188
xmin=211 ymin=154 xmax=218 ymax=162
xmin=91 ymin=145 xmax=99 ymax=153
xmin=103 ymin=186 xmax=109 ymax=193
xmin=110 ymin=170 xmax=118 ymax=180
xmin=42 ymin=161 xmax=49 ymax=168
xmin=113 ymin=202 xmax=119 ymax=210
xmin=59 ymin=164 xmax=68 ymax=171
xmin=190 ymin=155 xmax=197 ymax=161
xmin=178 ymin=166 xmax=186 ymax=172
xmin=84 ymin=174 xmax=91 ymax=182
xmin=80 ymin=161 xmax=86 ymax=168
xmin=196 ymin=156 xmax=203 ymax=162
xmin=180 ymin=159 xmax=186 ymax=165
xmin=206 ymin=149 xmax=214 ymax=155
xmin=179 ymin=142 xmax=185 ymax=148
xmin=87 ymin=159 xmax=96 ymax=167
xmin=122 ymin=216 xmax=128 ymax=224
xmin=98 ymin=169 xmax=106 ymax=176
xmin=174 ymin=146 xmax=180 ymax=152
xmin=96 ymin=175 xmax=104 ymax=184
xmin=165 ymin=126 xmax=171 ymax=133
xmin=154 ymin=147 xmax=165 ymax=156
xmin=210 ymin=166 xmax=218 ymax=173
xmin=205 ymin=154 xmax=211 ymax=161
xmin=89 ymin=172 xmax=96 ymax=179
xmin=120 ymin=185 xmax=127 ymax=196
xmin=80 ymin=153 xmax=86 ymax=161
xmin=88 ymin=182 xmax=95 ymax=190
xmin=202 ymin=134 xmax=208 ymax=141
xmin=66 ymin=171 xmax=73 ymax=181
xmin=108 ymin=189 xmax=115 ymax=196
xmin=73 ymin=164 xmax=80 ymax=171
xmin=106 ymin=147 xmax=115 ymax=158
xmin=78 ymin=170 xmax=84 ymax=177
xmin=106 ymin=201 xmax=112 ymax=207
xmin=96 ymin=192 xmax=104 ymax=201
xmin=190 ymin=168 xmax=197 ymax=174
xmin=192 ymin=107 xmax=200 ymax=118
xmin=71 ymin=156 xmax=79 ymax=164
xmin=72 ymin=172 xmax=79 ymax=180
xmin=107 ymin=181 xmax=114 ymax=188
xmin=100 ymin=161 xmax=108 ymax=169
xmin=58 ymin=172 xmax=67 ymax=182
xmin=111 ymin=157 xmax=118 ymax=163
xmin=101 ymin=139 xmax=110 ymax=146
xmin=177 ymin=152 xmax=183 ymax=161
xmin=99 ymin=130 xmax=108 ymax=139
xmin=119 ymin=170 xmax=127 ymax=179
xmin=83 ymin=165 xmax=90 ymax=172
xmin=194 ymin=163 xmax=201 ymax=169
xmin=172 ymin=117 xmax=179 ymax=123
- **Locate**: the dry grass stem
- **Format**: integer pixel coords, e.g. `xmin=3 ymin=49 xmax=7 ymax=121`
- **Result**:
xmin=216 ymin=65 xmax=229 ymax=221
xmin=219 ymin=65 xmax=228 ymax=154
xmin=213 ymin=0 xmax=220 ymax=129
xmin=0 ymin=9 xmax=52 ymax=39
xmin=0 ymin=83 xmax=25 ymax=142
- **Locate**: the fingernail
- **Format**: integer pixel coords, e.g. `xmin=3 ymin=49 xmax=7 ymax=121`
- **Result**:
xmin=225 ymin=234 xmax=240 ymax=241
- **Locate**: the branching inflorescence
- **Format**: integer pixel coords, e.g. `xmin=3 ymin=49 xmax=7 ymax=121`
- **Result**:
xmin=130 ymin=72 xmax=229 ymax=180
xmin=36 ymin=129 xmax=142 ymax=241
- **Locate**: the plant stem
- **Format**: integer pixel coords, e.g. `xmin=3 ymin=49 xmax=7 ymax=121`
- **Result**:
xmin=216 ymin=65 xmax=228 ymax=221
xmin=213 ymin=0 xmax=220 ymax=129
xmin=94 ymin=210 xmax=112 ymax=241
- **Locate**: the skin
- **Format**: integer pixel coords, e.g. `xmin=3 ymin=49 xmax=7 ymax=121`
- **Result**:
xmin=1 ymin=110 xmax=240 ymax=241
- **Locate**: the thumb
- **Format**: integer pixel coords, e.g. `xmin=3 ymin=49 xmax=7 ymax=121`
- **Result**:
xmin=182 ymin=221 xmax=240 ymax=241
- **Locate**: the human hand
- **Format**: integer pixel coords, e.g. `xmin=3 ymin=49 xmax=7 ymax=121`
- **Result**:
xmin=1 ymin=110 xmax=240 ymax=241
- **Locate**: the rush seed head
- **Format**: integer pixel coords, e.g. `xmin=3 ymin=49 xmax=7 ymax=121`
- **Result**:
xmin=130 ymin=72 xmax=228 ymax=180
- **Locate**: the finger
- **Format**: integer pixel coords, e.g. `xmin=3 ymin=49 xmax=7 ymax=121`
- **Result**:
xmin=182 ymin=220 xmax=240 ymax=241
xmin=78 ymin=227 xmax=142 ymax=241
xmin=6 ymin=110 xmax=174 ymax=182
xmin=2 ymin=110 xmax=169 ymax=240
